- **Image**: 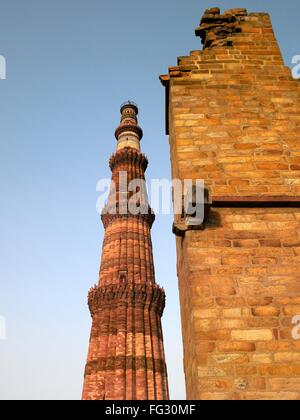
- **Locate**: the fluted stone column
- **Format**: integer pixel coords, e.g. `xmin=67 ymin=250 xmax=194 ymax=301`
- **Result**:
xmin=82 ymin=102 xmax=169 ymax=401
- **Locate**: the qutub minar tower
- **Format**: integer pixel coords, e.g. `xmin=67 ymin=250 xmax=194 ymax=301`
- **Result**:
xmin=82 ymin=102 xmax=169 ymax=400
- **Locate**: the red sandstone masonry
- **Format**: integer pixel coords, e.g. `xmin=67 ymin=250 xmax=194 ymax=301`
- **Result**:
xmin=161 ymin=8 xmax=300 ymax=401
xmin=82 ymin=104 xmax=169 ymax=400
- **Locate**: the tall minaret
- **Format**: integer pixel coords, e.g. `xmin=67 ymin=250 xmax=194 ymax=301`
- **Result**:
xmin=82 ymin=102 xmax=169 ymax=400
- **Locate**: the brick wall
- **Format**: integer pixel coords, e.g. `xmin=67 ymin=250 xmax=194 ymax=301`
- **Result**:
xmin=179 ymin=208 xmax=300 ymax=400
xmin=161 ymin=8 xmax=300 ymax=400
xmin=165 ymin=9 xmax=300 ymax=197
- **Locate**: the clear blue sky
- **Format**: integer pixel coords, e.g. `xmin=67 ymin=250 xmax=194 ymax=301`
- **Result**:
xmin=0 ymin=0 xmax=299 ymax=400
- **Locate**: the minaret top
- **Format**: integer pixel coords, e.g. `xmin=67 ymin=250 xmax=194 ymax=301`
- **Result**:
xmin=120 ymin=100 xmax=139 ymax=116
xmin=115 ymin=101 xmax=143 ymax=151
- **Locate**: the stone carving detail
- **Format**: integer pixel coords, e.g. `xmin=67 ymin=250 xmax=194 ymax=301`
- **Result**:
xmin=88 ymin=283 xmax=166 ymax=317
xmin=109 ymin=147 xmax=148 ymax=171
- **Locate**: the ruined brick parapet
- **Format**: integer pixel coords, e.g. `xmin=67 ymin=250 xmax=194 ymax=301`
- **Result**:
xmin=195 ymin=7 xmax=248 ymax=49
xmin=160 ymin=8 xmax=300 ymax=197
xmin=160 ymin=8 xmax=285 ymax=90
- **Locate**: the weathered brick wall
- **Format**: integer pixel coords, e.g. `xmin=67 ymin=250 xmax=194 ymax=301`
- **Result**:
xmin=179 ymin=208 xmax=300 ymax=400
xmin=163 ymin=8 xmax=300 ymax=197
xmin=161 ymin=8 xmax=300 ymax=400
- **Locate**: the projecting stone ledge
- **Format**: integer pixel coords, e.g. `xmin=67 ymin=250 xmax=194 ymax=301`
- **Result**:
xmin=88 ymin=283 xmax=166 ymax=317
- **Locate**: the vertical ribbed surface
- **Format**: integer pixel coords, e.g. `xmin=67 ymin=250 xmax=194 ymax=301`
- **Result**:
xmin=82 ymin=104 xmax=169 ymax=400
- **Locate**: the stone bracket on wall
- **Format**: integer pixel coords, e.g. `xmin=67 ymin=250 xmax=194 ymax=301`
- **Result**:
xmin=173 ymin=186 xmax=212 ymax=237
